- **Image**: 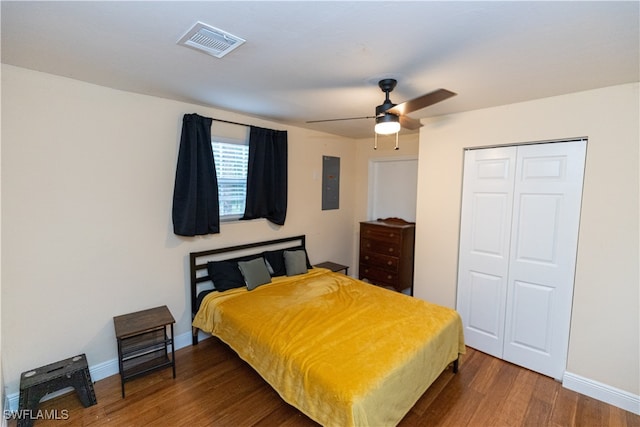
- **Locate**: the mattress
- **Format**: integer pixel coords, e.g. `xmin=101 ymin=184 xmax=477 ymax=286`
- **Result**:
xmin=192 ymin=268 xmax=464 ymax=426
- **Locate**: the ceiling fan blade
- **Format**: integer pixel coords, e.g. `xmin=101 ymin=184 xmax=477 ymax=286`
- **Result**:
xmin=306 ymin=115 xmax=375 ymax=124
xmin=399 ymin=115 xmax=422 ymax=130
xmin=386 ymin=89 xmax=457 ymax=116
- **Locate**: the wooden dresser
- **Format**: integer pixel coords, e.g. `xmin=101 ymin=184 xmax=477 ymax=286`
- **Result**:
xmin=359 ymin=218 xmax=416 ymax=292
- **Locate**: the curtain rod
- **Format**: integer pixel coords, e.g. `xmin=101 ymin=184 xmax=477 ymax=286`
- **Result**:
xmin=211 ymin=117 xmax=285 ymax=132
xmin=212 ymin=117 xmax=250 ymax=128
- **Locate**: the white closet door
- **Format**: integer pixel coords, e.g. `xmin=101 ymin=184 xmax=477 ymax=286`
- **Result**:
xmin=457 ymin=140 xmax=586 ymax=380
xmin=456 ymin=146 xmax=516 ymax=358
xmin=503 ymin=141 xmax=586 ymax=379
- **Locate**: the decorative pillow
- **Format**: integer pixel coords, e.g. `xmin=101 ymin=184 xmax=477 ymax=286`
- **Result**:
xmin=207 ymin=261 xmax=245 ymax=292
xmin=284 ymin=250 xmax=309 ymax=276
xmin=264 ymin=247 xmax=312 ymax=277
xmin=238 ymin=258 xmax=272 ymax=290
xmin=293 ymin=246 xmax=314 ymax=269
xmin=263 ymin=250 xmax=287 ymax=277
xmin=264 ymin=258 xmax=275 ymax=275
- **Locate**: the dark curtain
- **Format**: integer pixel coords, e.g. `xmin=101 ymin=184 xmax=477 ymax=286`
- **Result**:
xmin=172 ymin=114 xmax=220 ymax=236
xmin=241 ymin=126 xmax=288 ymax=225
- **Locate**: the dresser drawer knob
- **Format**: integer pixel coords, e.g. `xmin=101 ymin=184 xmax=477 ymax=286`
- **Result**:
xmin=388 ymin=248 xmax=394 ymax=253
xmin=365 ymin=256 xmax=369 ymax=260
xmin=387 ymin=261 xmax=392 ymax=265
xmin=387 ymin=275 xmax=392 ymax=280
xmin=389 ymin=233 xmax=395 ymax=238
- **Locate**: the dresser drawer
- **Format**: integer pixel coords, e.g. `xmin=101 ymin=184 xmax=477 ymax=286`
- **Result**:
xmin=359 ymin=264 xmax=398 ymax=287
xmin=360 ymin=238 xmax=400 ymax=256
xmin=360 ymin=251 xmax=399 ymax=272
xmin=361 ymin=225 xmax=403 ymax=244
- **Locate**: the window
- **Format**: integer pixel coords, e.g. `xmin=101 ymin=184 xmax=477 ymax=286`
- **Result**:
xmin=211 ymin=137 xmax=249 ymax=220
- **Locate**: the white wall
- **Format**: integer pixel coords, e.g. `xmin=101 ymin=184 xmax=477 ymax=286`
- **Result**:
xmin=0 ymin=65 xmax=357 ymax=396
xmin=414 ymin=83 xmax=639 ymax=399
xmin=0 ymin=63 xmax=4 ymax=420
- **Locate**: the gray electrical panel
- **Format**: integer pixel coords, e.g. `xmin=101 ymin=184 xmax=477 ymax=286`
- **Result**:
xmin=322 ymin=156 xmax=340 ymax=210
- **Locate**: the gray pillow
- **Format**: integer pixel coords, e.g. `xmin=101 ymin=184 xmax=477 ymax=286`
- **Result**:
xmin=284 ymin=250 xmax=308 ymax=276
xmin=237 ymin=258 xmax=272 ymax=290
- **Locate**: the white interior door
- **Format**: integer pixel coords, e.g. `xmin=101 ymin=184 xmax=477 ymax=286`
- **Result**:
xmin=457 ymin=140 xmax=586 ymax=380
xmin=456 ymin=146 xmax=516 ymax=358
xmin=503 ymin=141 xmax=586 ymax=379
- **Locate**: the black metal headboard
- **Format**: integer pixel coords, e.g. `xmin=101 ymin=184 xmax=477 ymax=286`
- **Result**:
xmin=189 ymin=235 xmax=306 ymax=344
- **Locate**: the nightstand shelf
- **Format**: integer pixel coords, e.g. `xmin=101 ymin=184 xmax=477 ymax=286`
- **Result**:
xmin=314 ymin=261 xmax=349 ymax=275
xmin=113 ymin=305 xmax=176 ymax=398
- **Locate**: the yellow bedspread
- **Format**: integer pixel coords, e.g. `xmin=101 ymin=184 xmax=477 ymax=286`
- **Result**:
xmin=192 ymin=268 xmax=465 ymax=427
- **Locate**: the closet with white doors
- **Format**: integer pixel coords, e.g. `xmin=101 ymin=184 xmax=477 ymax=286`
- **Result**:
xmin=456 ymin=140 xmax=586 ymax=380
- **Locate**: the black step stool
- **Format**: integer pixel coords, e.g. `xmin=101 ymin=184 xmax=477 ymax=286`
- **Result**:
xmin=18 ymin=353 xmax=97 ymax=427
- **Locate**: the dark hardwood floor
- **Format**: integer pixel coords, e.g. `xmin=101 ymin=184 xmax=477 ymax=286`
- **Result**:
xmin=10 ymin=337 xmax=639 ymax=426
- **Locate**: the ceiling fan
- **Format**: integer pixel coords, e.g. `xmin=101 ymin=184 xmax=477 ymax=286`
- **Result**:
xmin=307 ymin=79 xmax=456 ymax=148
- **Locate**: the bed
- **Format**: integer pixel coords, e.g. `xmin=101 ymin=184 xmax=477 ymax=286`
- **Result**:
xmin=190 ymin=235 xmax=464 ymax=427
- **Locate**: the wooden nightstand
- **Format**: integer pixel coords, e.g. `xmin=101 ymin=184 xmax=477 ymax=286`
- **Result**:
xmin=113 ymin=305 xmax=176 ymax=397
xmin=314 ymin=261 xmax=349 ymax=275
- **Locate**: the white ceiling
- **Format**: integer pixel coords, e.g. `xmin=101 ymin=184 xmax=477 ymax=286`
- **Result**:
xmin=2 ymin=1 xmax=638 ymax=138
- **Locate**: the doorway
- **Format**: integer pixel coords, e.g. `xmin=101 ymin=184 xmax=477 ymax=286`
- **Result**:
xmin=368 ymin=156 xmax=418 ymax=221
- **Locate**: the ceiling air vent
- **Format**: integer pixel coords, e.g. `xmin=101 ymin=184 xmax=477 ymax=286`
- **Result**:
xmin=177 ymin=22 xmax=245 ymax=58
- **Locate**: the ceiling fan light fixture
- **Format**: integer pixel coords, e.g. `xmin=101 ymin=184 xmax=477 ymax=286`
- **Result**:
xmin=375 ymin=113 xmax=401 ymax=135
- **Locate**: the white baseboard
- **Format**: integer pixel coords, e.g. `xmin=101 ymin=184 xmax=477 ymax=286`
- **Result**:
xmin=6 ymin=330 xmax=201 ymax=411
xmin=563 ymin=371 xmax=640 ymax=415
